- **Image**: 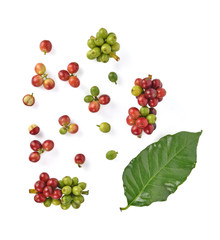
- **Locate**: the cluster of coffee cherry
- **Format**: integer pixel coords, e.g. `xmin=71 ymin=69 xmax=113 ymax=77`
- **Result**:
xmin=58 ymin=115 xmax=79 ymax=135
xmin=127 ymin=75 xmax=166 ymax=137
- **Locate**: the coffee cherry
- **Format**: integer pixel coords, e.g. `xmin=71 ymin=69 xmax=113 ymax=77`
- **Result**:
xmin=97 ymin=122 xmax=111 ymax=133
xmin=42 ymin=140 xmax=54 ymax=151
xmin=140 ymin=78 xmax=152 ymax=89
xmin=30 ymin=140 xmax=42 ymax=151
xmin=32 ymin=75 xmax=44 ymax=87
xmin=149 ymin=108 xmax=157 ymax=115
xmin=34 ymin=193 xmax=46 ymax=203
xmin=28 ymin=124 xmax=40 ymax=135
xmin=39 ymin=172 xmax=50 ymax=183
xmin=140 ymin=106 xmax=150 ymax=117
xmin=47 ymin=178 xmax=59 ymax=189
xmin=99 ymin=94 xmax=110 ymax=105
xmin=146 ymin=114 xmax=157 ymax=124
xmin=74 ymin=154 xmax=86 ymax=167
xmin=58 ymin=70 xmax=70 ymax=81
xmin=68 ymin=124 xmax=79 ymax=134
xmin=152 ymin=79 xmax=162 ymax=89
xmin=143 ymin=124 xmax=154 ymax=135
xmin=148 ymin=98 xmax=158 ymax=107
xmin=23 ymin=93 xmax=35 ymax=106
xmin=35 ymin=63 xmax=46 ymax=75
xmin=137 ymin=94 xmax=148 ymax=106
xmin=51 ymin=189 xmax=62 ymax=199
xmin=29 ymin=152 xmax=40 ymax=163
xmin=128 ymin=107 xmax=141 ymax=119
xmin=89 ymin=101 xmax=100 ymax=113
xmin=69 ymin=76 xmax=80 ymax=88
xmin=40 ymin=40 xmax=52 ymax=54
xmin=106 ymin=150 xmax=118 ymax=160
xmin=131 ymin=125 xmax=142 ymax=136
xmin=43 ymin=186 xmax=53 ymax=197
xmin=131 ymin=85 xmax=142 ymax=97
xmin=134 ymin=78 xmax=142 ymax=86
xmin=34 ymin=180 xmax=46 ymax=192
xmin=126 ymin=115 xmax=136 ymax=126
xmin=144 ymin=88 xmax=157 ymax=99
xmin=135 ymin=117 xmax=148 ymax=129
xmin=67 ymin=62 xmax=79 ymax=74
xmin=157 ymin=88 xmax=166 ymax=98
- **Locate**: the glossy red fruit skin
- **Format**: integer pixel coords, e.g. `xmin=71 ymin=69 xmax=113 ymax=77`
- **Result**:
xmin=69 ymin=76 xmax=80 ymax=88
xmin=35 ymin=63 xmax=46 ymax=75
xmin=128 ymin=107 xmax=141 ymax=119
xmin=58 ymin=70 xmax=70 ymax=81
xmin=126 ymin=115 xmax=136 ymax=126
xmin=43 ymin=186 xmax=53 ymax=197
xmin=34 ymin=180 xmax=46 ymax=193
xmin=51 ymin=189 xmax=62 ymax=199
xmin=135 ymin=117 xmax=148 ymax=129
xmin=143 ymin=124 xmax=154 ymax=134
xmin=158 ymin=97 xmax=163 ymax=102
xmin=144 ymin=88 xmax=157 ymax=99
xmin=67 ymin=62 xmax=79 ymax=74
xmin=134 ymin=78 xmax=142 ymax=86
xmin=47 ymin=178 xmax=59 ymax=189
xmin=32 ymin=75 xmax=44 ymax=87
xmin=34 ymin=193 xmax=46 ymax=203
xmin=29 ymin=126 xmax=40 ymax=135
xmin=152 ymin=79 xmax=162 ymax=89
xmin=137 ymin=94 xmax=148 ymax=106
xmin=68 ymin=124 xmax=79 ymax=134
xmin=30 ymin=140 xmax=42 ymax=151
xmin=98 ymin=94 xmax=110 ymax=105
xmin=131 ymin=125 xmax=143 ymax=136
xmin=42 ymin=140 xmax=54 ymax=151
xmin=43 ymin=78 xmax=55 ymax=90
xmin=40 ymin=40 xmax=52 ymax=54
xmin=140 ymin=78 xmax=152 ymax=89
xmin=149 ymin=108 xmax=157 ymax=115
xmin=89 ymin=101 xmax=100 ymax=113
xmin=39 ymin=172 xmax=50 ymax=182
xmin=29 ymin=152 xmax=40 ymax=163
xmin=58 ymin=115 xmax=71 ymax=126
xmin=74 ymin=154 xmax=85 ymax=165
xmin=148 ymin=98 xmax=159 ymax=107
xmin=157 ymin=88 xmax=166 ymax=98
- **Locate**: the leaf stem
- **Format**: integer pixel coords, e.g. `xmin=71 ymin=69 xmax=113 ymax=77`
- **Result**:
xmin=120 ymin=205 xmax=130 ymax=211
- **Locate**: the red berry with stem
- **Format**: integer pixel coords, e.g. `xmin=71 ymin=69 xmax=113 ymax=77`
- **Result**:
xmin=68 ymin=123 xmax=79 ymax=134
xmin=144 ymin=88 xmax=157 ymax=99
xmin=42 ymin=140 xmax=54 ymax=151
xmin=58 ymin=115 xmax=71 ymax=126
xmin=128 ymin=107 xmax=141 ymax=119
xmin=137 ymin=94 xmax=148 ymax=106
xmin=89 ymin=101 xmax=100 ymax=113
xmin=23 ymin=93 xmax=35 ymax=106
xmin=134 ymin=78 xmax=142 ymax=86
xmin=39 ymin=172 xmax=50 ymax=183
xmin=34 ymin=193 xmax=46 ymax=203
xmin=69 ymin=76 xmax=80 ymax=88
xmin=29 ymin=152 xmax=40 ymax=162
xmin=43 ymin=78 xmax=55 ymax=90
xmin=35 ymin=63 xmax=46 ymax=75
xmin=58 ymin=70 xmax=70 ymax=81
xmin=143 ymin=124 xmax=154 ymax=134
xmin=131 ymin=125 xmax=143 ymax=137
xmin=43 ymin=186 xmax=53 ymax=197
xmin=51 ymin=189 xmax=62 ymax=199
xmin=30 ymin=140 xmax=42 ymax=151
xmin=149 ymin=108 xmax=157 ymax=115
xmin=34 ymin=180 xmax=46 ymax=193
xmin=40 ymin=40 xmax=52 ymax=55
xmin=98 ymin=94 xmax=110 ymax=105
xmin=74 ymin=154 xmax=85 ymax=167
xmin=126 ymin=115 xmax=136 ymax=126
xmin=32 ymin=75 xmax=44 ymax=87
xmin=152 ymin=79 xmax=162 ymax=89
xmin=47 ymin=178 xmax=59 ymax=189
xmin=157 ymin=88 xmax=166 ymax=98
xmin=140 ymin=78 xmax=152 ymax=89
xmin=67 ymin=62 xmax=79 ymax=74
xmin=28 ymin=124 xmax=40 ymax=135
xmin=148 ymin=98 xmax=159 ymax=107
xmin=135 ymin=117 xmax=148 ymax=129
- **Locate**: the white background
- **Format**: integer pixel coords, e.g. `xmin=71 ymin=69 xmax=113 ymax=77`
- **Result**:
xmin=0 ymin=0 xmax=220 ymax=239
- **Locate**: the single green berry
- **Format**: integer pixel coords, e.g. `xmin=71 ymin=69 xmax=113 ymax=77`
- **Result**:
xmin=72 ymin=195 xmax=84 ymax=205
xmin=131 ymin=85 xmax=143 ymax=96
xmin=106 ymin=150 xmax=118 ymax=160
xmin=91 ymin=47 xmax=101 ymax=58
xmin=101 ymin=54 xmax=109 ymax=63
xmin=61 ymin=195 xmax=72 ymax=205
xmin=72 ymin=177 xmax=79 ymax=186
xmin=98 ymin=28 xmax=108 ymax=39
xmin=106 ymin=33 xmax=117 ymax=45
xmin=58 ymin=180 xmax=65 ymax=188
xmin=87 ymin=39 xmax=96 ymax=49
xmin=146 ymin=114 xmax=157 ymax=124
xmin=101 ymin=43 xmax=111 ymax=54
xmin=97 ymin=122 xmax=111 ymax=133
xmin=78 ymin=182 xmax=87 ymax=190
xmin=84 ymin=95 xmax=94 ymax=103
xmin=43 ymin=197 xmax=52 ymax=207
xmin=52 ymin=199 xmax=61 ymax=206
xmin=94 ymin=37 xmax=104 ymax=46
xmin=140 ymin=106 xmax=150 ymax=116
xmin=59 ymin=127 xmax=67 ymax=135
xmin=108 ymin=72 xmax=118 ymax=84
xmin=72 ymin=186 xmax=82 ymax=196
xmin=62 ymin=186 xmax=72 ymax=195
xmin=90 ymin=86 xmax=100 ymax=97
xmin=111 ymin=42 xmax=120 ymax=52
xmin=96 ymin=55 xmax=102 ymax=62
xmin=61 ymin=203 xmax=71 ymax=210
xmin=72 ymin=201 xmax=80 ymax=209
xmin=62 ymin=176 xmax=72 ymax=186
xmin=87 ymin=50 xmax=96 ymax=60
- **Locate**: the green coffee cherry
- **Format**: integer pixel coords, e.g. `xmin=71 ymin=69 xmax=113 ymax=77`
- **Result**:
xmin=72 ymin=201 xmax=80 ymax=209
xmin=84 ymin=95 xmax=94 ymax=103
xmin=61 ymin=195 xmax=72 ymax=205
xmin=101 ymin=54 xmax=109 ymax=63
xmin=72 ymin=186 xmax=82 ymax=196
xmin=58 ymin=180 xmax=65 ymax=188
xmin=106 ymin=150 xmax=118 ymax=160
xmin=52 ymin=199 xmax=61 ymax=206
xmin=78 ymin=182 xmax=87 ymax=190
xmin=72 ymin=195 xmax=84 ymax=205
xmin=44 ymin=197 xmax=52 ymax=207
xmin=72 ymin=177 xmax=79 ymax=186
xmin=98 ymin=28 xmax=108 ymax=39
xmin=140 ymin=106 xmax=150 ymax=116
xmin=62 ymin=186 xmax=72 ymax=195
xmin=106 ymin=33 xmax=117 ymax=45
xmin=108 ymin=72 xmax=118 ymax=84
xmin=59 ymin=127 xmax=67 ymax=135
xmin=131 ymin=85 xmax=143 ymax=96
xmin=61 ymin=203 xmax=71 ymax=210
xmin=90 ymin=86 xmax=100 ymax=96
xmin=91 ymin=47 xmax=101 ymax=58
xmin=111 ymin=42 xmax=120 ymax=52
xmin=87 ymin=50 xmax=96 ymax=60
xmin=97 ymin=122 xmax=111 ymax=133
xmin=146 ymin=114 xmax=157 ymax=124
xmin=87 ymin=39 xmax=96 ymax=49
xmin=101 ymin=43 xmax=111 ymax=54
xmin=94 ymin=37 xmax=104 ymax=46
xmin=62 ymin=176 xmax=72 ymax=186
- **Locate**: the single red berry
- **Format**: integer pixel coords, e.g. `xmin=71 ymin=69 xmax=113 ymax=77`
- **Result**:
xmin=47 ymin=178 xmax=59 ymax=189
xmin=67 ymin=62 xmax=79 ymax=74
xmin=143 ymin=124 xmax=154 ymax=134
xmin=131 ymin=125 xmax=143 ymax=136
xmin=157 ymin=88 xmax=166 ymax=98
xmin=152 ymin=79 xmax=162 ymax=89
xmin=43 ymin=186 xmax=53 ymax=197
xmin=58 ymin=115 xmax=71 ymax=126
xmin=35 ymin=63 xmax=46 ymax=75
xmin=134 ymin=78 xmax=142 ymax=86
xmin=30 ymin=140 xmax=42 ymax=151
xmin=149 ymin=108 xmax=157 ymax=115
xmin=135 ymin=117 xmax=148 ymax=129
xmin=148 ymin=98 xmax=158 ymax=107
xmin=69 ymin=76 xmax=80 ymax=88
xmin=32 ymin=75 xmax=44 ymax=87
xmin=68 ymin=123 xmax=79 ymax=134
xmin=74 ymin=153 xmax=85 ymax=167
xmin=128 ymin=107 xmax=141 ymax=119
xmin=58 ymin=70 xmax=70 ymax=81
xmin=29 ymin=152 xmax=40 ymax=163
xmin=42 ymin=140 xmax=54 ymax=151
xmin=39 ymin=172 xmax=50 ymax=182
xmin=140 ymin=78 xmax=152 ymax=89
xmin=98 ymin=94 xmax=110 ymax=105
xmin=43 ymin=78 xmax=55 ymax=90
xmin=144 ymin=88 xmax=157 ymax=99
xmin=34 ymin=180 xmax=46 ymax=193
xmin=34 ymin=193 xmax=46 ymax=203
xmin=137 ymin=94 xmax=148 ymax=106
xmin=40 ymin=40 xmax=52 ymax=54
xmin=28 ymin=124 xmax=40 ymax=135
xmin=51 ymin=189 xmax=62 ymax=199
xmin=89 ymin=101 xmax=100 ymax=113
xmin=126 ymin=115 xmax=136 ymax=126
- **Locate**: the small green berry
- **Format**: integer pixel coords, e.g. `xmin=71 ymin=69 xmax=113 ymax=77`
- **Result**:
xmin=72 ymin=201 xmax=80 ymax=209
xmin=106 ymin=33 xmax=117 ymax=45
xmin=72 ymin=186 xmax=82 ymax=196
xmin=61 ymin=203 xmax=71 ymax=210
xmin=72 ymin=177 xmax=79 ymax=186
xmin=84 ymin=95 xmax=94 ymax=103
xmin=61 ymin=195 xmax=72 ymax=205
xmin=97 ymin=122 xmax=111 ymax=133
xmin=106 ymin=150 xmax=118 ymax=160
xmin=78 ymin=182 xmax=87 ymax=190
xmin=91 ymin=47 xmax=101 ymax=58
xmin=59 ymin=127 xmax=67 ymax=135
xmin=131 ymin=85 xmax=143 ymax=96
xmin=101 ymin=43 xmax=111 ymax=54
xmin=146 ymin=114 xmax=157 ymax=124
xmin=90 ymin=86 xmax=100 ymax=97
xmin=98 ymin=28 xmax=108 ymax=39
xmin=72 ymin=195 xmax=84 ymax=205
xmin=62 ymin=176 xmax=72 ymax=186
xmin=94 ymin=37 xmax=104 ymax=46
xmin=62 ymin=186 xmax=72 ymax=195
xmin=111 ymin=42 xmax=120 ymax=52
xmin=140 ymin=106 xmax=150 ymax=116
xmin=87 ymin=39 xmax=96 ymax=49
xmin=58 ymin=180 xmax=65 ymax=188
xmin=52 ymin=199 xmax=61 ymax=206
xmin=87 ymin=50 xmax=96 ymax=60
xmin=43 ymin=197 xmax=52 ymax=207
xmin=101 ymin=54 xmax=110 ymax=63
xmin=108 ymin=72 xmax=118 ymax=84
